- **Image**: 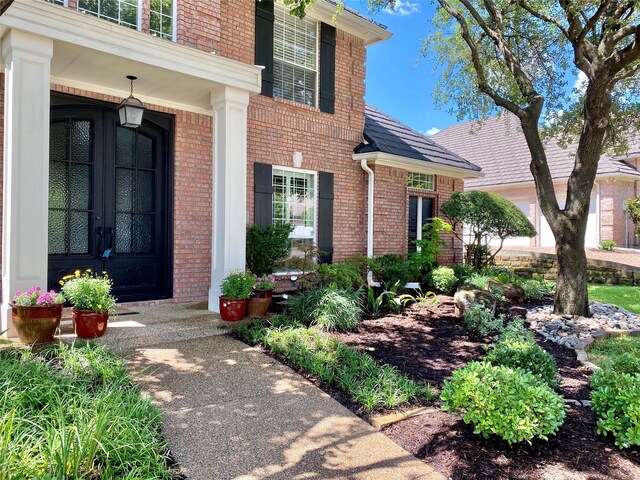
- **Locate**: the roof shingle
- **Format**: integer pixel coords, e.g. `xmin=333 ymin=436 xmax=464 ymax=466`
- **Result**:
xmin=355 ymin=104 xmax=482 ymax=173
xmin=432 ymin=114 xmax=640 ymax=189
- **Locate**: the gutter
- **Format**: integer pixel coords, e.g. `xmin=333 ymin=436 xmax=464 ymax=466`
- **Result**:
xmin=360 ymin=158 xmax=375 ymax=283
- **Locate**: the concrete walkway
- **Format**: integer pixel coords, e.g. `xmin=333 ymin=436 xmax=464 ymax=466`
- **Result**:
xmin=112 ymin=304 xmax=442 ymax=480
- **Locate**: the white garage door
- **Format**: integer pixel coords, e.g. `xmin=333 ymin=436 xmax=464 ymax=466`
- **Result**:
xmin=499 ymin=200 xmax=533 ymax=247
xmin=539 ymin=195 xmax=598 ymax=248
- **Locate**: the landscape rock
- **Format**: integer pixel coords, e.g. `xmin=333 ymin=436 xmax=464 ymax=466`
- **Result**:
xmin=486 ymin=280 xmax=525 ymax=303
xmin=453 ymin=284 xmax=497 ymax=318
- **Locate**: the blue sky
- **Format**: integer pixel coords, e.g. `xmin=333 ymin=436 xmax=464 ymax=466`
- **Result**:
xmin=344 ymin=0 xmax=454 ymax=136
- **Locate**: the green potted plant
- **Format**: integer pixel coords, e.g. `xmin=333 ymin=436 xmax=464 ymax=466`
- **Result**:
xmin=11 ymin=287 xmax=65 ymax=344
xmin=220 ymin=270 xmax=256 ymax=321
xmin=248 ymin=274 xmax=276 ymax=318
xmin=60 ymin=270 xmax=116 ymax=339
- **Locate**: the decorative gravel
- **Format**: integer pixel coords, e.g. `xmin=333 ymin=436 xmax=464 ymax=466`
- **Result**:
xmin=527 ymin=302 xmax=640 ymax=348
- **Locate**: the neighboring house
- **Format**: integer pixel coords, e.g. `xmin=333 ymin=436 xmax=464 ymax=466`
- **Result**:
xmin=433 ymin=115 xmax=640 ymax=249
xmin=0 ymin=0 xmax=480 ymax=333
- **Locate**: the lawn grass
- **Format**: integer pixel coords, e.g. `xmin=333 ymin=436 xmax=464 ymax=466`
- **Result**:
xmin=0 ymin=342 xmax=174 ymax=479
xmin=588 ymin=284 xmax=640 ymax=314
xmin=235 ymin=315 xmax=434 ymax=412
xmin=588 ymin=335 xmax=640 ymax=373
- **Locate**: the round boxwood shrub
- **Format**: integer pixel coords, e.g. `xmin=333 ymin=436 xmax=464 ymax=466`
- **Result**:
xmin=485 ymin=337 xmax=559 ymax=387
xmin=441 ymin=361 xmax=566 ymax=444
xmin=428 ymin=266 xmax=458 ymax=293
xmin=591 ymin=368 xmax=640 ymax=449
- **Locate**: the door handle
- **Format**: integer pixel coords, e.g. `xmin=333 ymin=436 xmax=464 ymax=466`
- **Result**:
xmin=96 ymin=226 xmax=104 ymax=255
xmin=102 ymin=227 xmax=113 ymax=260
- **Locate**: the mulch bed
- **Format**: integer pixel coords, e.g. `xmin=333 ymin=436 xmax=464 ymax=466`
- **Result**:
xmin=333 ymin=295 xmax=640 ymax=480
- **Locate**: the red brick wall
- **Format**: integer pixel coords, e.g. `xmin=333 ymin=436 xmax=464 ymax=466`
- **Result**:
xmin=600 ymin=178 xmax=635 ymax=246
xmin=372 ymin=167 xmax=464 ymax=263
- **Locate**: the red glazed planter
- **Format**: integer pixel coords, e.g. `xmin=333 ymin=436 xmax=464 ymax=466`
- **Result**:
xmin=11 ymin=304 xmax=63 ymax=344
xmin=219 ymin=297 xmax=247 ymax=321
xmin=72 ymin=309 xmax=109 ymax=339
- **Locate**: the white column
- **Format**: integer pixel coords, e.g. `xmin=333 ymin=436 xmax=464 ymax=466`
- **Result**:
xmin=1 ymin=30 xmax=53 ymax=335
xmin=208 ymin=86 xmax=250 ymax=312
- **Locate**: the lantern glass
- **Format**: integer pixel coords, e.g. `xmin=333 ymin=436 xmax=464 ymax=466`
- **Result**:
xmin=118 ymin=101 xmax=145 ymax=128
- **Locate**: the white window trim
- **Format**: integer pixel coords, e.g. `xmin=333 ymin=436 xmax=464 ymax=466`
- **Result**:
xmin=272 ymin=165 xmax=318 ymax=244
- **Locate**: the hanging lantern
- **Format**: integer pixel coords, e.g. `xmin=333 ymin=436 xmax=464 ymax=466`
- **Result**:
xmin=117 ymin=75 xmax=145 ymax=128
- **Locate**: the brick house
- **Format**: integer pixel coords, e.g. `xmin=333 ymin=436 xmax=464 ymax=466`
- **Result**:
xmin=433 ymin=115 xmax=640 ymax=248
xmin=0 ymin=0 xmax=480 ymax=332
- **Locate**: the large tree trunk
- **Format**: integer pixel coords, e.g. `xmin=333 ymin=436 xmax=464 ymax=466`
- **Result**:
xmin=553 ymin=217 xmax=590 ymax=316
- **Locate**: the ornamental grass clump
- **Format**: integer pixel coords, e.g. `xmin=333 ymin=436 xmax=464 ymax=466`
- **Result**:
xmin=591 ymin=367 xmax=640 ymax=449
xmin=441 ymin=361 xmax=566 ymax=444
xmin=0 ymin=343 xmax=173 ymax=479
xmin=234 ymin=319 xmax=434 ymax=412
xmin=60 ymin=270 xmax=116 ymax=314
xmin=289 ymin=286 xmax=363 ymax=332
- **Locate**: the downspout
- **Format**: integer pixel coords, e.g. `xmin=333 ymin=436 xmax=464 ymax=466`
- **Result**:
xmin=361 ymin=158 xmax=375 ymax=284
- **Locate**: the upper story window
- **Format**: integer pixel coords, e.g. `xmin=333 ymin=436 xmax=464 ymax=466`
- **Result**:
xmin=49 ymin=1 xmax=175 ymax=40
xmin=273 ymin=5 xmax=318 ymax=107
xmin=407 ymin=172 xmax=435 ymax=191
xmin=79 ymin=0 xmax=138 ymax=29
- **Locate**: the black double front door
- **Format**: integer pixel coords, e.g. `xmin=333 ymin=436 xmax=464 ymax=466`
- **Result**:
xmin=48 ymin=95 xmax=173 ymax=302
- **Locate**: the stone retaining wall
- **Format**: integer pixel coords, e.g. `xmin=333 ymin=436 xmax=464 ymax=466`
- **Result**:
xmin=494 ymin=253 xmax=640 ymax=285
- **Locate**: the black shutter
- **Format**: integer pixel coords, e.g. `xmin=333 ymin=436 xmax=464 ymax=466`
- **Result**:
xmin=408 ymin=196 xmax=418 ymax=253
xmin=319 ymin=23 xmax=336 ymax=114
xmin=255 ymin=0 xmax=274 ymax=97
xmin=254 ymin=162 xmax=273 ymax=227
xmin=318 ymin=172 xmax=334 ymax=263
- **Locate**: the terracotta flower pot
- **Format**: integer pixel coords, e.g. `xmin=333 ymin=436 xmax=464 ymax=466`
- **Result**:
xmin=72 ymin=308 xmax=109 ymax=339
xmin=219 ymin=297 xmax=247 ymax=321
xmin=248 ymin=289 xmax=273 ymax=318
xmin=11 ymin=303 xmax=63 ymax=344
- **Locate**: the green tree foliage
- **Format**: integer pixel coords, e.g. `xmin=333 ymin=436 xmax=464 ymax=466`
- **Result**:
xmin=624 ymin=197 xmax=640 ymax=238
xmin=441 ymin=191 xmax=536 ymax=269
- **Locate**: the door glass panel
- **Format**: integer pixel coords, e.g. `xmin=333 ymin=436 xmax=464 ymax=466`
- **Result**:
xmin=134 ymin=214 xmax=153 ymax=254
xmin=48 ymin=210 xmax=68 ymax=255
xmin=49 ymin=162 xmax=68 ymax=209
xmin=70 ymin=121 xmax=91 ymax=163
xmin=50 ymin=122 xmax=69 ymax=162
xmin=116 ymin=127 xmax=135 ymax=167
xmin=136 ymin=170 xmax=155 ymax=212
xmin=115 ymin=213 xmax=133 ymax=254
xmin=116 ymin=168 xmax=134 ymax=211
xmin=137 ymin=133 xmax=154 ymax=168
xmin=69 ymin=164 xmax=91 ymax=210
xmin=70 ymin=212 xmax=90 ymax=254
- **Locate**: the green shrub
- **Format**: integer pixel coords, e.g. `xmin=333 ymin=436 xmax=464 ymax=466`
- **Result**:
xmin=463 ymin=305 xmax=504 ymax=338
xmin=428 ymin=266 xmax=458 ymax=293
xmin=485 ymin=338 xmax=559 ymax=387
xmin=246 ymin=223 xmax=293 ymax=275
xmin=289 ymin=286 xmax=363 ymax=331
xmin=600 ymin=239 xmax=617 ymax=251
xmin=317 ymin=258 xmax=367 ymax=291
xmin=441 ymin=361 xmax=566 ymax=444
xmin=235 ymin=322 xmax=434 ymax=412
xmin=591 ymin=368 xmax=640 ymax=448
xmin=368 ymin=254 xmax=419 ymax=287
xmin=466 ymin=272 xmax=492 ymax=290
xmin=452 ymin=264 xmax=475 ymax=284
xmin=411 ymin=217 xmax=452 ymax=271
xmin=498 ymin=318 xmax=535 ymax=343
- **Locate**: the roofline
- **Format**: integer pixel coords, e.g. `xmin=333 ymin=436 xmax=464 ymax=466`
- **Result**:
xmin=353 ymin=152 xmax=485 ymax=180
xmin=466 ymin=172 xmax=640 ymax=191
xmin=313 ymin=1 xmax=392 ymax=46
